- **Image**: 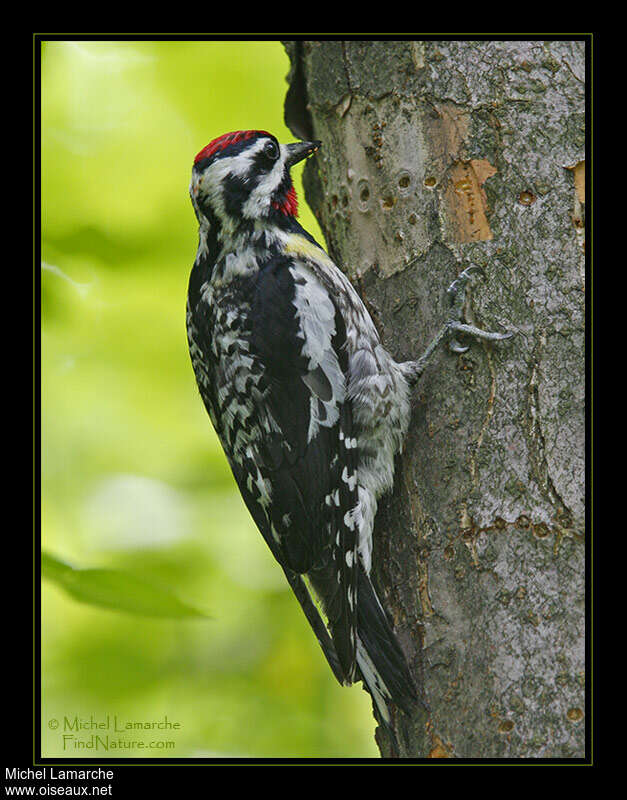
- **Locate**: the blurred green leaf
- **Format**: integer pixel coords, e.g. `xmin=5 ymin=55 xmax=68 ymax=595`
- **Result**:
xmin=41 ymin=41 xmax=376 ymax=757
xmin=42 ymin=551 xmax=209 ymax=619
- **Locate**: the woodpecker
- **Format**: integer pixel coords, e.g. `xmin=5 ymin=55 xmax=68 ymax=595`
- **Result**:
xmin=186 ymin=129 xmax=511 ymax=724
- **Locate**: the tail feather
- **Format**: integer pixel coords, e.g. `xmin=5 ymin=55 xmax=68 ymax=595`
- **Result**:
xmin=308 ymin=557 xmax=356 ymax=685
xmin=308 ymin=559 xmax=418 ymax=720
xmin=282 ymin=567 xmax=347 ymax=686
xmin=355 ymin=568 xmax=417 ymax=720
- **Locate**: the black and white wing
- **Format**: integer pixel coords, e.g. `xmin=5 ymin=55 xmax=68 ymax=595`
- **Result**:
xmin=223 ymin=254 xmax=360 ymax=683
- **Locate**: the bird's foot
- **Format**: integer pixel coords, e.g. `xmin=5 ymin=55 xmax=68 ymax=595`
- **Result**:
xmin=445 ymin=265 xmax=514 ymax=354
xmin=405 ymin=265 xmax=514 ymax=384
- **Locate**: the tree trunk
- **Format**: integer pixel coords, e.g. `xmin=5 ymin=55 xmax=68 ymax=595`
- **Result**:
xmin=283 ymin=39 xmax=586 ymax=759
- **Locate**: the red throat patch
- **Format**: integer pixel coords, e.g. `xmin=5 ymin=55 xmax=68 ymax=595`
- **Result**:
xmin=194 ymin=130 xmax=271 ymax=164
xmin=272 ymin=185 xmax=298 ymax=217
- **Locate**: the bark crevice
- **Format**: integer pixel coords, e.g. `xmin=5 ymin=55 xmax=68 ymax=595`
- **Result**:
xmin=283 ymin=38 xmax=586 ymax=760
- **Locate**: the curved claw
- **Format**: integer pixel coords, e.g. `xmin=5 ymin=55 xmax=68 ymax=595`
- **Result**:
xmin=450 ymin=321 xmax=515 ymax=347
xmin=460 ymin=264 xmax=486 ymax=281
xmin=449 ymin=338 xmax=470 ymax=354
xmin=447 ymin=264 xmax=486 ymax=303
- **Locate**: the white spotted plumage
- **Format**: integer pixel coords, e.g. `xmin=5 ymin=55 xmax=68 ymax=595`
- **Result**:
xmin=187 ymin=130 xmax=418 ymax=724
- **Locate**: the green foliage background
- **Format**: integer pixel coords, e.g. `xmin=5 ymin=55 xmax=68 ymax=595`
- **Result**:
xmin=41 ymin=40 xmax=378 ymax=758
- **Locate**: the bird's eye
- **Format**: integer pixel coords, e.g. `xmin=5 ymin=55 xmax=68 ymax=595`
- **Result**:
xmin=263 ymin=140 xmax=280 ymax=161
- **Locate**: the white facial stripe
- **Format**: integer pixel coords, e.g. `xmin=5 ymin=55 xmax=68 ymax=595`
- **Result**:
xmin=213 ymin=138 xmax=268 ymax=179
xmin=241 ymin=142 xmax=288 ymax=218
xmin=198 ymin=142 xmax=261 ymax=203
xmin=195 ymin=137 xmax=287 ymax=224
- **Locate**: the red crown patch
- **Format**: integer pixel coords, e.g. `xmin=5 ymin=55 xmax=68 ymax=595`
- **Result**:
xmin=194 ymin=130 xmax=271 ymax=164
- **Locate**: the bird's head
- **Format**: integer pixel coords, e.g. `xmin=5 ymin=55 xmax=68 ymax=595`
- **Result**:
xmin=190 ymin=130 xmax=321 ymax=233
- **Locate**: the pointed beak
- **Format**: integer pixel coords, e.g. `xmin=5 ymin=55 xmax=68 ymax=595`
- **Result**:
xmin=284 ymin=140 xmax=322 ymax=168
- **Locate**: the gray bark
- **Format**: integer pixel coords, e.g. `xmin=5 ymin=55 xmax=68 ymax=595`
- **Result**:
xmin=283 ymin=39 xmax=586 ymax=759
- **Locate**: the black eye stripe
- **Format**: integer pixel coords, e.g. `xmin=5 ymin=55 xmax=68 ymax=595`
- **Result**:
xmin=250 ymin=144 xmax=281 ymax=176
